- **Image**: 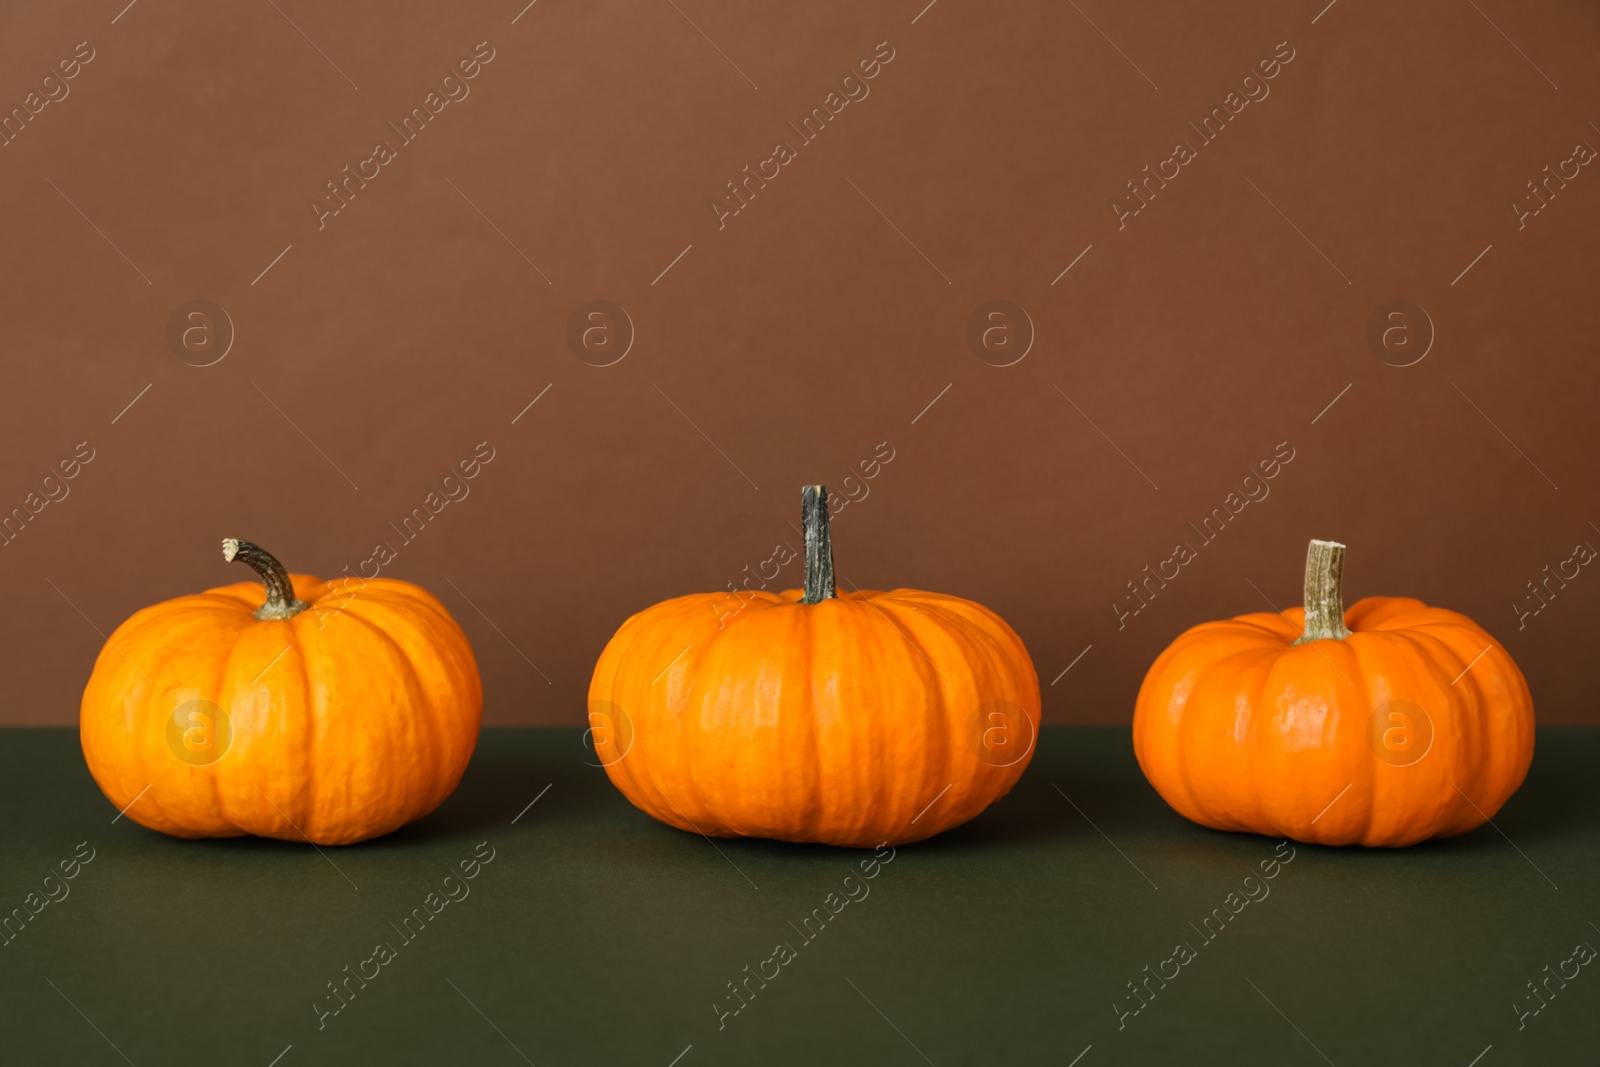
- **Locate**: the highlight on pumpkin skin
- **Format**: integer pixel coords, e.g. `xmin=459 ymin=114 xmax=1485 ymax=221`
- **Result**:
xmin=587 ymin=485 xmax=1042 ymax=848
xmin=77 ymin=538 xmax=483 ymax=845
xmin=1131 ymin=537 xmax=1535 ymax=848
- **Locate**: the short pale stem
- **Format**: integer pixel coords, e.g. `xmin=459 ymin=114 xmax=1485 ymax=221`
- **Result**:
xmin=223 ymin=538 xmax=309 ymax=621
xmin=800 ymin=485 xmax=835 ymax=604
xmin=1294 ymin=538 xmax=1352 ymax=645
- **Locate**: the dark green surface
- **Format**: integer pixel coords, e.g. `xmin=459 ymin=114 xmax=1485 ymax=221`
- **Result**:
xmin=2 ymin=727 xmax=1597 ymax=1066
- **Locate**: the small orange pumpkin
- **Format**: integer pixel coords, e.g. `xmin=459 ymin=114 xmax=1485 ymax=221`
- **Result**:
xmin=1133 ymin=539 xmax=1534 ymax=847
xmin=79 ymin=539 xmax=482 ymax=845
xmin=588 ymin=486 xmax=1041 ymax=847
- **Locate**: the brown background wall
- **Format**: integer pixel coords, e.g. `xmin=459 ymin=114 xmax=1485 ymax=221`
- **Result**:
xmin=2 ymin=0 xmax=1596 ymax=726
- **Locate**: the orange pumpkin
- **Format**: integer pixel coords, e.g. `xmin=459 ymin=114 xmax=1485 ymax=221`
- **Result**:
xmin=1133 ymin=539 xmax=1534 ymax=847
xmin=588 ymin=486 xmax=1040 ymax=847
xmin=79 ymin=539 xmax=482 ymax=845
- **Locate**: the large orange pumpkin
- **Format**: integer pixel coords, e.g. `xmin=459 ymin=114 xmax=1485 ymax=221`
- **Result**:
xmin=1133 ymin=539 xmax=1534 ymax=847
xmin=79 ymin=539 xmax=482 ymax=845
xmin=588 ymin=486 xmax=1040 ymax=847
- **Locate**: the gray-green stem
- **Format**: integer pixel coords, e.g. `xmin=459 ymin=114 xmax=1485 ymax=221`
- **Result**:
xmin=1293 ymin=538 xmax=1352 ymax=645
xmin=800 ymin=485 xmax=835 ymax=604
xmin=222 ymin=538 xmax=309 ymax=621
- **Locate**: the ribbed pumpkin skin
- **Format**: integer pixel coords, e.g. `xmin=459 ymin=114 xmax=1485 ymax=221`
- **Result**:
xmin=589 ymin=588 xmax=1040 ymax=847
xmin=80 ymin=574 xmax=482 ymax=845
xmin=1133 ymin=596 xmax=1533 ymax=847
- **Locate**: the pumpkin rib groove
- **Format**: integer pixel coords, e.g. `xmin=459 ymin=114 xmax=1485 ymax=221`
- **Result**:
xmin=280 ymin=621 xmax=320 ymax=841
xmin=883 ymin=604 xmax=934 ymax=844
xmin=1245 ymin=643 xmax=1274 ymax=839
xmin=208 ymin=615 xmax=254 ymax=835
xmin=636 ymin=599 xmax=723 ymax=835
xmin=1376 ymin=623 xmax=1463 ymax=839
xmin=146 ymin=610 xmax=249 ymax=836
xmin=1336 ymin=634 xmax=1380 ymax=845
xmin=1245 ymin=642 xmax=1292 ymax=837
xmin=876 ymin=600 xmax=952 ymax=836
xmin=1391 ymin=625 xmax=1474 ymax=839
xmin=336 ymin=594 xmax=455 ymax=825
xmin=799 ymin=600 xmax=827 ymax=841
xmin=678 ymin=605 xmax=735 ymax=835
xmin=1424 ymin=622 xmax=1521 ymax=835
xmin=893 ymin=597 xmax=995 ymax=831
xmin=327 ymin=601 xmax=441 ymax=840
xmin=230 ymin=618 xmax=317 ymax=840
xmin=678 ymin=604 xmax=728 ymax=832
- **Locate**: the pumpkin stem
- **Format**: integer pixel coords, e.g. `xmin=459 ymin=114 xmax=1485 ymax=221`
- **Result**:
xmin=800 ymin=485 xmax=836 ymax=604
xmin=223 ymin=538 xmax=309 ymax=621
xmin=1294 ymin=538 xmax=1352 ymax=645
